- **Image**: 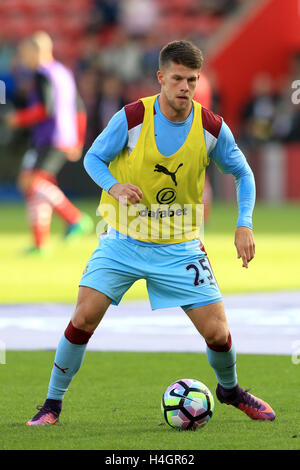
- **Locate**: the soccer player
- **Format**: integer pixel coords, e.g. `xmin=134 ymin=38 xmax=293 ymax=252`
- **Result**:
xmin=27 ymin=40 xmax=275 ymax=425
xmin=5 ymin=32 xmax=93 ymax=253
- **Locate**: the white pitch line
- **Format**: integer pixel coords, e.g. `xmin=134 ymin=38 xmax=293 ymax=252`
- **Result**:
xmin=0 ymin=291 xmax=299 ymax=355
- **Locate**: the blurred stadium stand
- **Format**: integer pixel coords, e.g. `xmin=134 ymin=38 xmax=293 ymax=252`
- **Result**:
xmin=0 ymin=0 xmax=93 ymax=65
xmin=0 ymin=0 xmax=299 ymax=201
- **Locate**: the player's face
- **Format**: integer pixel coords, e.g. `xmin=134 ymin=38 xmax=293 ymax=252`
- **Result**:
xmin=157 ymin=62 xmax=200 ymax=118
xmin=18 ymin=44 xmax=39 ymax=70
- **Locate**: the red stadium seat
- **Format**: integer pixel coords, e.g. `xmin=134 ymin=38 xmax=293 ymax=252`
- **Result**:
xmin=157 ymin=11 xmax=223 ymax=37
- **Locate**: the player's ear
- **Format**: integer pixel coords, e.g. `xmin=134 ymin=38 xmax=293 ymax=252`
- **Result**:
xmin=157 ymin=70 xmax=163 ymax=86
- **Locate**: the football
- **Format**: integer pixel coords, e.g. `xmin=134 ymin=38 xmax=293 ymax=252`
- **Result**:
xmin=161 ymin=378 xmax=214 ymax=430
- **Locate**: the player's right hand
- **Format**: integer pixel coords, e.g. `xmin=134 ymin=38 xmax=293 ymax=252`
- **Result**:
xmin=108 ymin=183 xmax=143 ymax=206
xmin=4 ymin=113 xmax=19 ymax=128
xmin=65 ymin=146 xmax=83 ymax=162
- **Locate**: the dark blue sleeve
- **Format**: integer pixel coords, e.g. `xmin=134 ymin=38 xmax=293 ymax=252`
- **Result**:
xmin=210 ymin=121 xmax=256 ymax=229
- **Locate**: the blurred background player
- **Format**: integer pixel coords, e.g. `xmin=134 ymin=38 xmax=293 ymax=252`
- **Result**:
xmin=5 ymin=31 xmax=93 ymax=254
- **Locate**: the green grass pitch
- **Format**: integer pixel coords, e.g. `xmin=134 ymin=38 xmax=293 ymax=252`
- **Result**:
xmin=0 ymin=200 xmax=300 ymax=450
xmin=0 ymin=200 xmax=300 ymax=303
xmin=1 ymin=351 xmax=300 ymax=450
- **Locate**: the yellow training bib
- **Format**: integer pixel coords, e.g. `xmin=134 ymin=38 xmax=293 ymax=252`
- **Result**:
xmin=99 ymin=94 xmax=209 ymax=243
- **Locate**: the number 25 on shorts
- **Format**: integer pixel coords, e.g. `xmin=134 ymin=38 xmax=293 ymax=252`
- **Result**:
xmin=185 ymin=258 xmax=216 ymax=287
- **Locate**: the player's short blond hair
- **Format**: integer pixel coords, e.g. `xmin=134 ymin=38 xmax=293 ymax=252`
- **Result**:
xmin=31 ymin=31 xmax=53 ymax=53
xmin=20 ymin=31 xmax=53 ymax=54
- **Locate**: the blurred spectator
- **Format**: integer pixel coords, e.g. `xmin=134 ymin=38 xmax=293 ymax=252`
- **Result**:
xmin=76 ymin=33 xmax=101 ymax=74
xmin=0 ymin=62 xmax=33 ymax=150
xmin=239 ymin=60 xmax=300 ymax=148
xmin=272 ymin=85 xmax=300 ymax=143
xmin=119 ymin=0 xmax=159 ymax=36
xmin=88 ymin=0 xmax=120 ymax=33
xmin=284 ymin=109 xmax=300 ymax=142
xmin=141 ymin=33 xmax=161 ymax=80
xmin=239 ymin=74 xmax=279 ymax=148
xmin=201 ymin=0 xmax=241 ymax=15
xmin=98 ymin=74 xmax=125 ymax=129
xmin=0 ymin=39 xmax=16 ymax=100
xmin=272 ymin=54 xmax=300 ymax=143
xmin=98 ymin=28 xmax=143 ymax=83
xmin=77 ymin=67 xmax=101 ymax=148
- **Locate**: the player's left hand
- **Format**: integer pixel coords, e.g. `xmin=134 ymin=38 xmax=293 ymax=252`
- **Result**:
xmin=234 ymin=226 xmax=255 ymax=269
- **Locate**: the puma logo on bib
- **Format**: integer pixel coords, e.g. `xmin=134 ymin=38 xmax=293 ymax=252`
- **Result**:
xmin=154 ymin=163 xmax=183 ymax=186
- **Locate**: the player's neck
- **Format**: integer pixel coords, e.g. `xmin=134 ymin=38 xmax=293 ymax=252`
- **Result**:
xmin=158 ymin=94 xmax=192 ymax=122
xmin=39 ymin=55 xmax=55 ymax=67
